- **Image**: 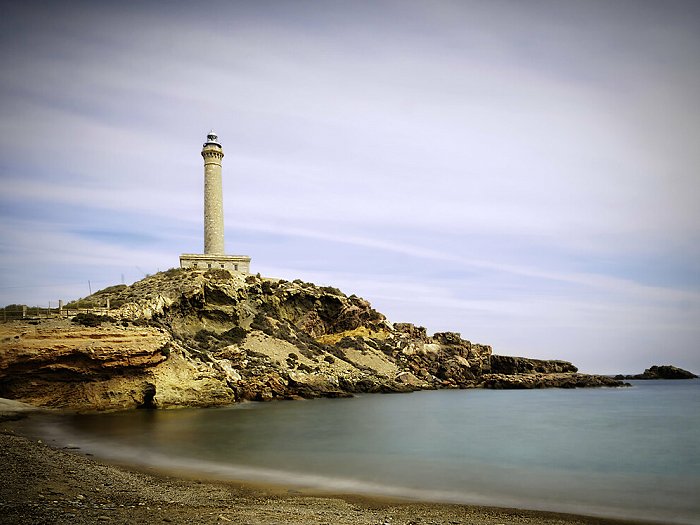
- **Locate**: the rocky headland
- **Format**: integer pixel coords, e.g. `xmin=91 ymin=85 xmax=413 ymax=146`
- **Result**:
xmin=0 ymin=269 xmax=625 ymax=411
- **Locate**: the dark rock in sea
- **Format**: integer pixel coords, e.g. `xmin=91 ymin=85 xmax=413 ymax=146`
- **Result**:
xmin=622 ymin=365 xmax=698 ymax=380
xmin=477 ymin=372 xmax=624 ymax=389
xmin=483 ymin=356 xmax=623 ymax=389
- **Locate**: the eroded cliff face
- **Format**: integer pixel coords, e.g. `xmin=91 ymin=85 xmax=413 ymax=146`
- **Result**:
xmin=0 ymin=269 xmax=623 ymax=410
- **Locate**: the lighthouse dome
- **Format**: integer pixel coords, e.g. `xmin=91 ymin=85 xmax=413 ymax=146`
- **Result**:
xmin=204 ymin=130 xmax=221 ymax=146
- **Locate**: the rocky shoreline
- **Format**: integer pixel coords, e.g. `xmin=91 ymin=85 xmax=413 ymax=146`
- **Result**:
xmin=0 ymin=269 xmax=626 ymax=411
xmin=0 ymin=421 xmax=651 ymax=525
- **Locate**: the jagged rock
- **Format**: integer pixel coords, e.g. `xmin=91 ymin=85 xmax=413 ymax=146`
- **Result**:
xmin=489 ymin=355 xmax=578 ymax=375
xmin=393 ymin=323 xmax=428 ymax=341
xmin=0 ymin=269 xmax=626 ymax=410
xmin=478 ymin=373 xmax=624 ymax=389
xmin=620 ymin=365 xmax=697 ymax=380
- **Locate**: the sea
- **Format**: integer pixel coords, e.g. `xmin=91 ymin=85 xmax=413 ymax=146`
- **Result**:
xmin=25 ymin=380 xmax=700 ymax=524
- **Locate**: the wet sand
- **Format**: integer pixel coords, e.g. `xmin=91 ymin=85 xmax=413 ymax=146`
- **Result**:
xmin=0 ymin=415 xmax=654 ymax=525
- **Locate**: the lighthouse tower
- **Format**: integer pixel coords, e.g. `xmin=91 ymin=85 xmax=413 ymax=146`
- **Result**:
xmin=202 ymin=131 xmax=225 ymax=254
xmin=179 ymin=131 xmax=251 ymax=273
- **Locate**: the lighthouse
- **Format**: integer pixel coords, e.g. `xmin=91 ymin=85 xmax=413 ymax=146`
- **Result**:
xmin=202 ymin=131 xmax=225 ymax=254
xmin=179 ymin=131 xmax=251 ymax=273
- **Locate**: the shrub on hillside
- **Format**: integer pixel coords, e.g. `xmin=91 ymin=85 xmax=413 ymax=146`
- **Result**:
xmin=71 ymin=313 xmax=115 ymax=327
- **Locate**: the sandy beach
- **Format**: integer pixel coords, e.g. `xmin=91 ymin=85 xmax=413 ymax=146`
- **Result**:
xmin=0 ymin=410 xmax=651 ymax=525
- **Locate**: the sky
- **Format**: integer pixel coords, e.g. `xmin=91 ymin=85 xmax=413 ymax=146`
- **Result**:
xmin=1 ymin=0 xmax=699 ymax=374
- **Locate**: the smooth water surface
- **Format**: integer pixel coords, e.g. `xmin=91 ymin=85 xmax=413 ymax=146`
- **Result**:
xmin=30 ymin=380 xmax=700 ymax=524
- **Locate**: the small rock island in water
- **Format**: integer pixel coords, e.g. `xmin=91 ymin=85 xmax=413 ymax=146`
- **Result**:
xmin=615 ymin=365 xmax=698 ymax=380
xmin=0 ymin=269 xmax=626 ymax=411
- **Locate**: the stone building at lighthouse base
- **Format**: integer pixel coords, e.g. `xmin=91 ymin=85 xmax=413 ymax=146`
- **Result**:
xmin=179 ymin=253 xmax=250 ymax=273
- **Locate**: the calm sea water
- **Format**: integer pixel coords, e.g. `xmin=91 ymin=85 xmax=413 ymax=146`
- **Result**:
xmin=29 ymin=380 xmax=700 ymax=524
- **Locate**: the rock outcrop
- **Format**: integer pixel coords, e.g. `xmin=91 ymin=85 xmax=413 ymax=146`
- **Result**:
xmin=483 ymin=355 xmax=621 ymax=388
xmin=478 ymin=373 xmax=622 ymax=389
xmin=616 ymin=365 xmax=698 ymax=380
xmin=0 ymin=269 xmax=626 ymax=410
xmin=489 ymin=355 xmax=578 ymax=375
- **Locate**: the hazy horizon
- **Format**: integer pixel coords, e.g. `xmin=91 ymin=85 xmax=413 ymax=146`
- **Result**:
xmin=1 ymin=0 xmax=699 ymax=374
